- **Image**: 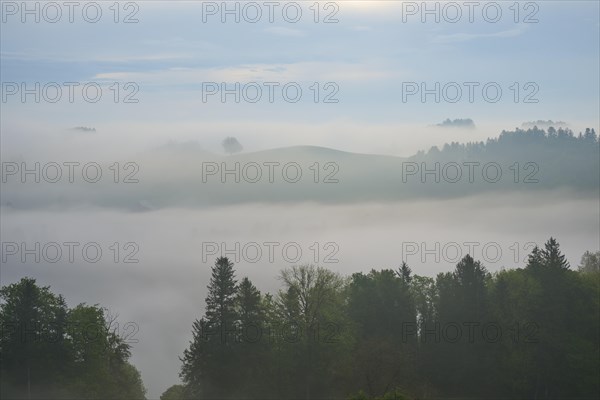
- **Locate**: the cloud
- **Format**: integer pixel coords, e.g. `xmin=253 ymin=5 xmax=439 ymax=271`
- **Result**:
xmin=435 ymin=118 xmax=475 ymax=129
xmin=0 ymin=51 xmax=193 ymax=64
xmin=432 ymin=26 xmax=527 ymax=44
xmin=71 ymin=126 xmax=96 ymax=133
xmin=264 ymin=27 xmax=307 ymax=37
xmin=93 ymin=61 xmax=403 ymax=85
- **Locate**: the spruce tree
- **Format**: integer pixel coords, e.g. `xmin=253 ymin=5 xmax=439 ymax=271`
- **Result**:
xmin=236 ymin=277 xmax=263 ymax=330
xmin=181 ymin=257 xmax=239 ymax=397
xmin=397 ymin=262 xmax=412 ymax=284
xmin=205 ymin=256 xmax=238 ymax=331
xmin=541 ymin=237 xmax=570 ymax=269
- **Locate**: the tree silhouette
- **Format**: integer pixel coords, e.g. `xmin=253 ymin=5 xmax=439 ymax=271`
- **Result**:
xmin=174 ymin=243 xmax=599 ymax=399
xmin=222 ymin=137 xmax=243 ymax=155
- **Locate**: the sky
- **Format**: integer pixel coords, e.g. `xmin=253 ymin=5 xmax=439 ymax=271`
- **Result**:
xmin=1 ymin=0 xmax=599 ymax=156
xmin=1 ymin=1 xmax=599 ymax=398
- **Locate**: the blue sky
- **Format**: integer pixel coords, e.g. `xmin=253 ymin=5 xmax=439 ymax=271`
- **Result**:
xmin=1 ymin=0 xmax=599 ymax=156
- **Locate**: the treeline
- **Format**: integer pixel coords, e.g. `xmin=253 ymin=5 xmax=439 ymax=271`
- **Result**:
xmin=0 ymin=278 xmax=146 ymax=399
xmin=411 ymin=127 xmax=600 ymax=192
xmin=417 ymin=127 xmax=599 ymax=158
xmin=172 ymin=238 xmax=599 ymax=400
xmin=4 ymin=127 xmax=598 ymax=211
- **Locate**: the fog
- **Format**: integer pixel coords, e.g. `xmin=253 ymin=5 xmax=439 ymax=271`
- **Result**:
xmin=1 ymin=192 xmax=598 ymax=398
xmin=1 ymin=1 xmax=598 ymax=396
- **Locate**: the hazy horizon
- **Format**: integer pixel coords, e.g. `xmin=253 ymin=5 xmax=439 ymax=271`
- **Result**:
xmin=1 ymin=1 xmax=599 ymax=399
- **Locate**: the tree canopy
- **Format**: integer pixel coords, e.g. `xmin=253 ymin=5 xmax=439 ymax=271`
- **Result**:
xmin=176 ymin=239 xmax=599 ymax=399
xmin=0 ymin=278 xmax=146 ymax=399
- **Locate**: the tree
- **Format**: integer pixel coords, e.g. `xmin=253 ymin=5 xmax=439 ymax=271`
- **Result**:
xmin=234 ymin=277 xmax=270 ymax=396
xmin=205 ymin=256 xmax=238 ymax=329
xmin=578 ymin=250 xmax=600 ymax=273
xmin=160 ymin=384 xmax=185 ymax=400
xmin=397 ymin=262 xmax=412 ymax=284
xmin=518 ymin=239 xmax=596 ymax=398
xmin=346 ymin=269 xmax=417 ymax=397
xmin=181 ymin=257 xmax=239 ymax=397
xmin=174 ymin=241 xmax=600 ymax=399
xmin=430 ymin=255 xmax=490 ymax=396
xmin=180 ymin=318 xmax=209 ymax=398
xmin=541 ymin=237 xmax=570 ymax=269
xmin=222 ymin=136 xmax=243 ymax=154
xmin=66 ymin=304 xmax=146 ymax=399
xmin=114 ymin=363 xmax=146 ymax=399
xmin=0 ymin=278 xmax=69 ymax=398
xmin=276 ymin=265 xmax=348 ymax=399
xmin=584 ymin=128 xmax=598 ymax=143
xmin=236 ymin=277 xmax=263 ymax=329
xmin=525 ymin=245 xmax=544 ymax=271
xmin=452 ymin=254 xmax=488 ymax=317
xmin=0 ymin=278 xmax=146 ymax=399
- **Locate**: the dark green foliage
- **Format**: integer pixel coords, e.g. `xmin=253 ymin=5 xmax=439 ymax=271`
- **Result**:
xmin=205 ymin=256 xmax=238 ymax=327
xmin=6 ymin=239 xmax=596 ymax=399
xmin=349 ymin=388 xmax=410 ymax=400
xmin=160 ymin=384 xmax=185 ymax=400
xmin=0 ymin=278 xmax=146 ymax=399
xmin=346 ymin=269 xmax=417 ymax=397
xmin=181 ymin=256 xmax=239 ymax=398
xmin=397 ymin=262 xmax=412 ymax=285
xmin=541 ymin=237 xmax=570 ymax=270
xmin=178 ymin=239 xmax=599 ymax=399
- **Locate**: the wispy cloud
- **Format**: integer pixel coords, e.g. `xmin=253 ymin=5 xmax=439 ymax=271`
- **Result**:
xmin=432 ymin=26 xmax=527 ymax=44
xmin=93 ymin=61 xmax=404 ymax=84
xmin=264 ymin=27 xmax=307 ymax=37
xmin=351 ymin=26 xmax=372 ymax=32
xmin=0 ymin=50 xmax=193 ymax=64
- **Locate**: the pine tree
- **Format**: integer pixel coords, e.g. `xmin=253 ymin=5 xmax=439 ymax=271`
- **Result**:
xmin=180 ymin=318 xmax=210 ymax=398
xmin=181 ymin=257 xmax=239 ymax=397
xmin=236 ymin=277 xmax=263 ymax=331
xmin=205 ymin=256 xmax=238 ymax=331
xmin=541 ymin=237 xmax=570 ymax=269
xmin=235 ymin=277 xmax=270 ymax=396
xmin=397 ymin=262 xmax=412 ymax=284
xmin=526 ymin=245 xmax=544 ymax=270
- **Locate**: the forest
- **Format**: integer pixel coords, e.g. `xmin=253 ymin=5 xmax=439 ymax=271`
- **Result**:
xmin=2 ymin=239 xmax=598 ymax=399
xmin=0 ymin=279 xmax=146 ymax=398
xmin=409 ymin=127 xmax=600 ymax=192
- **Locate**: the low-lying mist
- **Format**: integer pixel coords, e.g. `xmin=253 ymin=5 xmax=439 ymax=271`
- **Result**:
xmin=1 ymin=192 xmax=598 ymax=398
